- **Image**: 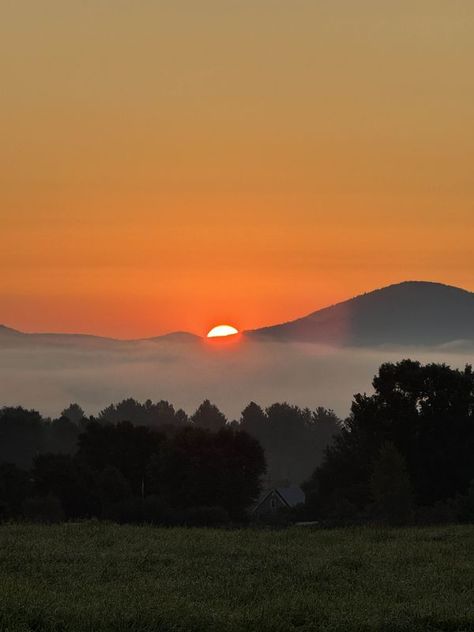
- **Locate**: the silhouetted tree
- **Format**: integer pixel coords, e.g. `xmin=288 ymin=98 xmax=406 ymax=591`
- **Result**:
xmin=147 ymin=426 xmax=265 ymax=519
xmin=242 ymin=402 xmax=340 ymax=485
xmin=144 ymin=399 xmax=188 ymax=428
xmin=305 ymin=361 xmax=474 ymax=518
xmin=0 ymin=463 xmax=31 ymax=519
xmin=77 ymin=421 xmax=164 ymax=495
xmin=97 ymin=466 xmax=132 ymax=507
xmin=99 ymin=398 xmax=147 ymax=426
xmin=61 ymin=403 xmax=85 ymax=425
xmin=310 ymin=407 xmax=341 ymax=447
xmin=240 ymin=402 xmax=268 ymax=443
xmin=213 ymin=428 xmax=266 ymax=518
xmin=0 ymin=407 xmax=45 ymax=468
xmin=370 ymin=442 xmax=413 ymax=524
xmin=191 ymin=400 xmax=227 ymax=431
xmin=31 ymin=454 xmax=97 ymax=519
xmin=46 ymin=416 xmax=80 ymax=455
xmin=99 ymin=398 xmax=188 ymax=429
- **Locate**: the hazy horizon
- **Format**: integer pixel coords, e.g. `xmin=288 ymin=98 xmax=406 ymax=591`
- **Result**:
xmin=1 ymin=338 xmax=472 ymax=420
xmin=0 ymin=278 xmax=472 ymax=339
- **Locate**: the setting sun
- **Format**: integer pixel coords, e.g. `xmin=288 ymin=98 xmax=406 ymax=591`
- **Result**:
xmin=206 ymin=325 xmax=239 ymax=338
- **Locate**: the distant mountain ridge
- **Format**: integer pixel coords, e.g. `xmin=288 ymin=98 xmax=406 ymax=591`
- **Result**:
xmin=247 ymin=281 xmax=474 ymax=346
xmin=0 ymin=324 xmax=201 ymax=349
xmin=2 ymin=281 xmax=473 ymax=349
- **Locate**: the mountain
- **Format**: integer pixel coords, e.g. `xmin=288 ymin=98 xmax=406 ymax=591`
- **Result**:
xmin=143 ymin=332 xmax=201 ymax=343
xmin=2 ymin=281 xmax=474 ymax=350
xmin=0 ymin=325 xmax=200 ymax=349
xmin=0 ymin=325 xmax=23 ymax=339
xmin=247 ymin=281 xmax=474 ymax=347
xmin=0 ymin=325 xmax=120 ymax=349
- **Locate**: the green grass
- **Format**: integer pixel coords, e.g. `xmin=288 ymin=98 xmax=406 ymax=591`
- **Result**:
xmin=0 ymin=523 xmax=473 ymax=631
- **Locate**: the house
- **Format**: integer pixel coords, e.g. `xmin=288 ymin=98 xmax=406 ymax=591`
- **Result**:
xmin=253 ymin=485 xmax=305 ymax=516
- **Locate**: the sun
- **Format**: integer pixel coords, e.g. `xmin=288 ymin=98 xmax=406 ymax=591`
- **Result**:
xmin=206 ymin=325 xmax=239 ymax=338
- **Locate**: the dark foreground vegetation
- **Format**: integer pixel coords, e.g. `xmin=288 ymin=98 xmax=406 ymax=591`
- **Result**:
xmin=0 ymin=396 xmax=340 ymax=486
xmin=0 ymin=360 xmax=473 ymax=526
xmin=0 ymin=522 xmax=473 ymax=632
xmin=0 ymin=422 xmax=265 ymax=524
xmin=304 ymin=360 xmax=474 ymax=525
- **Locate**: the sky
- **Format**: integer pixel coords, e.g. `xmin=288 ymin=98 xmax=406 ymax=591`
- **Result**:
xmin=1 ymin=1 xmax=473 ymax=338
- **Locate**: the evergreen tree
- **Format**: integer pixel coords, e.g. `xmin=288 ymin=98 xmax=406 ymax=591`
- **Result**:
xmin=191 ymin=400 xmax=227 ymax=431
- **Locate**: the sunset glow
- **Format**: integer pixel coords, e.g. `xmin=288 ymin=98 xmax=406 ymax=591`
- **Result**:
xmin=207 ymin=325 xmax=239 ymax=338
xmin=0 ymin=3 xmax=473 ymax=338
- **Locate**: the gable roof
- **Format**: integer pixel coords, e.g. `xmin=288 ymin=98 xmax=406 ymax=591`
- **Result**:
xmin=255 ymin=485 xmax=305 ymax=511
xmin=275 ymin=485 xmax=305 ymax=507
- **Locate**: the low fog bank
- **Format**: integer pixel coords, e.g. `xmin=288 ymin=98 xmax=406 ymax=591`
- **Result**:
xmin=0 ymin=338 xmax=472 ymax=419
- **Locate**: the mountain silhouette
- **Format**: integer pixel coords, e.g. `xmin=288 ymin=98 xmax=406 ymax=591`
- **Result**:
xmin=0 ymin=325 xmax=122 ymax=350
xmin=144 ymin=332 xmax=201 ymax=343
xmin=0 ymin=325 xmax=200 ymax=349
xmin=0 ymin=325 xmax=23 ymax=338
xmin=2 ymin=281 xmax=473 ymax=349
xmin=247 ymin=281 xmax=474 ymax=346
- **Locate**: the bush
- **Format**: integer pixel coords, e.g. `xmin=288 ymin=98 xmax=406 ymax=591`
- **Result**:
xmin=22 ymin=495 xmax=64 ymax=524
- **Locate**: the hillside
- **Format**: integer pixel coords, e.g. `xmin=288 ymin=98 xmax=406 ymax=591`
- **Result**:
xmin=247 ymin=281 xmax=474 ymax=346
xmin=0 ymin=325 xmax=200 ymax=349
xmin=2 ymin=281 xmax=474 ymax=349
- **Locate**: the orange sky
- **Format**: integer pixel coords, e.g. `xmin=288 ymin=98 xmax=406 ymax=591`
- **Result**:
xmin=1 ymin=2 xmax=473 ymax=338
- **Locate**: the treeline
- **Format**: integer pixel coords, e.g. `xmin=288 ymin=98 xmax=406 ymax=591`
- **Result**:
xmin=1 ymin=360 xmax=473 ymax=526
xmin=0 ymin=422 xmax=265 ymax=525
xmin=98 ymin=399 xmax=341 ymax=483
xmin=0 ymin=397 xmax=339 ymax=525
xmin=0 ymin=399 xmax=340 ymax=484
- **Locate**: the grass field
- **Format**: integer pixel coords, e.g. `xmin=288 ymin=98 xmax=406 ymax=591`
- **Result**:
xmin=0 ymin=523 xmax=473 ymax=631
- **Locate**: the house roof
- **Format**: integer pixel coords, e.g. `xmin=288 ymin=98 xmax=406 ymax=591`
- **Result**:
xmin=275 ymin=485 xmax=305 ymax=507
xmin=255 ymin=485 xmax=305 ymax=510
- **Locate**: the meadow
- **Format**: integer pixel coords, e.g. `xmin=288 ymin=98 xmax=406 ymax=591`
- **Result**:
xmin=0 ymin=524 xmax=472 ymax=631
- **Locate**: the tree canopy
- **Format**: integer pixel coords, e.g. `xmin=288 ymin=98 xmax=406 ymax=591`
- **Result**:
xmin=304 ymin=360 xmax=474 ymax=519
